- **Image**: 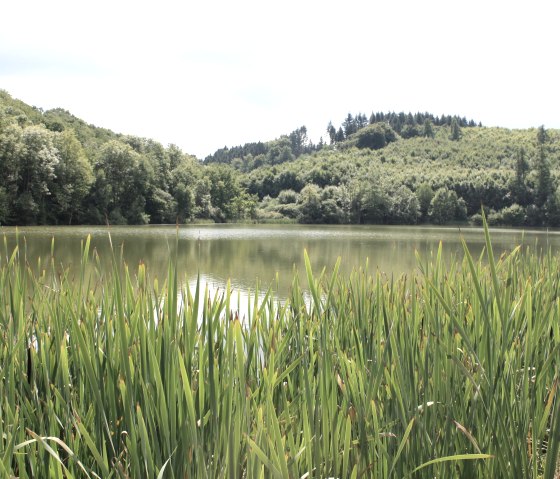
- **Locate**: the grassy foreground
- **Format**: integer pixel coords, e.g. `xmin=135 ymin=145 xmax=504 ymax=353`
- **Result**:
xmin=0 ymin=225 xmax=559 ymax=478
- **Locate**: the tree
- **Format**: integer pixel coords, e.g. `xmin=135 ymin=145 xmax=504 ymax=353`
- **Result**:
xmin=342 ymin=113 xmax=357 ymax=138
xmin=415 ymin=183 xmax=434 ymax=221
xmin=267 ymin=138 xmax=294 ymax=165
xmin=0 ymin=187 xmax=8 ymax=224
xmin=510 ymin=147 xmax=530 ymax=205
xmin=534 ymin=127 xmax=553 ymax=207
xmin=0 ymin=121 xmax=23 ymax=223
xmin=93 ymin=140 xmax=147 ymax=224
xmin=277 ymin=189 xmax=299 ymax=204
xmin=194 ymin=177 xmax=213 ymax=219
xmin=15 ymin=125 xmax=59 ymax=224
xmin=543 ymin=189 xmax=560 ymax=226
xmin=206 ymin=164 xmax=243 ymax=221
xmin=327 ymin=122 xmax=337 ymax=145
xmin=499 ymin=204 xmax=526 ymax=226
xmin=389 ymin=185 xmax=420 ymax=224
xmin=145 ymin=139 xmax=171 ymax=192
xmin=429 ymin=187 xmax=464 ymax=224
xmin=170 ymin=156 xmax=199 ymax=222
xmin=356 ymin=113 xmax=368 ymax=129
xmin=320 ymin=185 xmax=345 ymax=224
xmin=298 ymin=184 xmax=323 ymax=223
xmin=51 ymin=130 xmax=93 ymax=224
xmin=355 ymin=123 xmax=397 ymax=150
xmin=276 ymin=146 xmax=295 ymax=165
xmin=335 ymin=127 xmax=345 ymax=143
xmin=146 ymin=188 xmax=176 ymax=224
xmin=449 ymin=117 xmax=462 ymax=141
xmin=352 ymin=180 xmax=390 ymax=224
xmin=400 ymin=124 xmax=420 ymax=139
xmin=230 ymin=191 xmax=258 ymax=220
xmin=423 ymin=119 xmax=435 ymax=138
xmin=167 ymin=144 xmax=184 ymax=170
xmin=537 ymin=125 xmax=548 ymax=146
xmin=288 ymin=126 xmax=308 ymax=157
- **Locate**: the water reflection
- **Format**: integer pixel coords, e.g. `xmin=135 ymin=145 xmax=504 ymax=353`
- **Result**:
xmin=2 ymin=224 xmax=559 ymax=298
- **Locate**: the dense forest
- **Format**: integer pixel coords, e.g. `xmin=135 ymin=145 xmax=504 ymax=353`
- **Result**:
xmin=1 ymin=90 xmax=559 ymax=227
xmin=0 ymin=91 xmax=256 ymax=225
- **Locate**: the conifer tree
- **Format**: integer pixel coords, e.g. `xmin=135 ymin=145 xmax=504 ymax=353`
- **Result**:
xmin=450 ymin=117 xmax=462 ymax=141
xmin=535 ymin=126 xmax=552 ymax=207
xmin=327 ymin=122 xmax=337 ymax=145
xmin=511 ymin=147 xmax=529 ymax=205
xmin=335 ymin=127 xmax=345 ymax=143
xmin=423 ymin=119 xmax=435 ymax=138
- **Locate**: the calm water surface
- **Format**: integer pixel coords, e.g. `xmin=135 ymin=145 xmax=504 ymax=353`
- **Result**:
xmin=2 ymin=224 xmax=559 ymax=297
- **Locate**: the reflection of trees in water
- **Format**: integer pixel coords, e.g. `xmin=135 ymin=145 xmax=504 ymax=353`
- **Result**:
xmin=3 ymin=225 xmax=559 ymax=297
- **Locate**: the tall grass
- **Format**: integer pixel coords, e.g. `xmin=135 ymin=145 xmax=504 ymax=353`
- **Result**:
xmin=0 ymin=222 xmax=559 ymax=478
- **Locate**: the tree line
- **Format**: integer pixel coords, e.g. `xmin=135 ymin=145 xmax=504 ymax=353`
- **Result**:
xmin=0 ymin=91 xmax=256 ymax=225
xmin=1 ymin=90 xmax=558 ymax=227
xmin=327 ymin=111 xmax=479 ymax=144
xmin=204 ymin=126 xmax=325 ymax=169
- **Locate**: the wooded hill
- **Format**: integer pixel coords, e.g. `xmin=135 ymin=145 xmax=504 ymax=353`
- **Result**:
xmin=1 ymin=90 xmax=559 ymax=227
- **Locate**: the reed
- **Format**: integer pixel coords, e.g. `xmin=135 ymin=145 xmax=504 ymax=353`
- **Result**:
xmin=0 ymin=221 xmax=558 ymax=478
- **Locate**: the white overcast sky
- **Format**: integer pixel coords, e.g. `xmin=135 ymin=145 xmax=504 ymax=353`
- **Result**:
xmin=1 ymin=0 xmax=559 ymax=158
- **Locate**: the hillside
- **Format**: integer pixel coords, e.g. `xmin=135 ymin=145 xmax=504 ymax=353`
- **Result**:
xmin=1 ymin=90 xmax=559 ymax=227
xmin=0 ymin=90 xmax=255 ymax=225
xmin=241 ymin=124 xmax=560 ymax=226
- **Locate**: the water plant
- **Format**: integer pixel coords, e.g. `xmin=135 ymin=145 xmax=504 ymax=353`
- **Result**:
xmin=0 ymin=221 xmax=558 ymax=478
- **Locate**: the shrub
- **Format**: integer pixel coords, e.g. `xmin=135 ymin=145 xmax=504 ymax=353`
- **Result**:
xmin=500 ymin=204 xmax=526 ymax=226
xmin=429 ymin=187 xmax=465 ymax=224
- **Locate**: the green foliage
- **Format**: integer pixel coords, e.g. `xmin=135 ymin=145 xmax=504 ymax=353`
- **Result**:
xmin=0 ymin=187 xmax=8 ymax=223
xmin=343 ymin=113 xmax=359 ymax=137
xmin=510 ymin=147 xmax=530 ymax=205
xmin=243 ymin=125 xmax=560 ymax=226
xmin=205 ymin=126 xmax=319 ymax=167
xmin=423 ymin=118 xmax=435 ymax=138
xmin=429 ymin=187 xmax=464 ymax=224
xmin=51 ymin=130 xmax=93 ymax=223
xmin=354 ymin=179 xmax=390 ymax=223
xmin=354 ymin=123 xmax=398 ymax=150
xmin=415 ymin=182 xmax=434 ymax=221
xmin=230 ymin=190 xmax=258 ymax=221
xmin=389 ymin=185 xmax=420 ymax=224
xmin=400 ymin=123 xmax=421 ymax=139
xmin=292 ymin=184 xmax=348 ymax=224
xmin=267 ymin=139 xmax=295 ymax=165
xmin=543 ymin=189 xmax=560 ymax=226
xmin=0 ymin=91 xmax=260 ymax=226
xmin=206 ymin=164 xmax=243 ymax=221
xmin=298 ymin=184 xmax=323 ymax=223
xmin=93 ymin=140 xmax=147 ymax=223
xmin=494 ymin=203 xmax=526 ymax=226
xmin=3 ymin=90 xmax=560 ymax=227
xmin=537 ymin=124 xmax=548 ymax=145
xmin=450 ymin=117 xmax=462 ymax=141
xmin=169 ymin=156 xmax=199 ymax=222
xmin=535 ymin=128 xmax=553 ymax=207
xmin=330 ymin=110 xmax=476 ymax=140
xmin=277 ymin=189 xmax=299 ymax=204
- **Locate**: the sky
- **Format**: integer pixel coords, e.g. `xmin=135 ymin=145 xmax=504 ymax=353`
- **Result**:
xmin=1 ymin=0 xmax=559 ymax=159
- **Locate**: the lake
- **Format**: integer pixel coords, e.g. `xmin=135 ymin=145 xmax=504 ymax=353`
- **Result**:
xmin=2 ymin=224 xmax=560 ymax=298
